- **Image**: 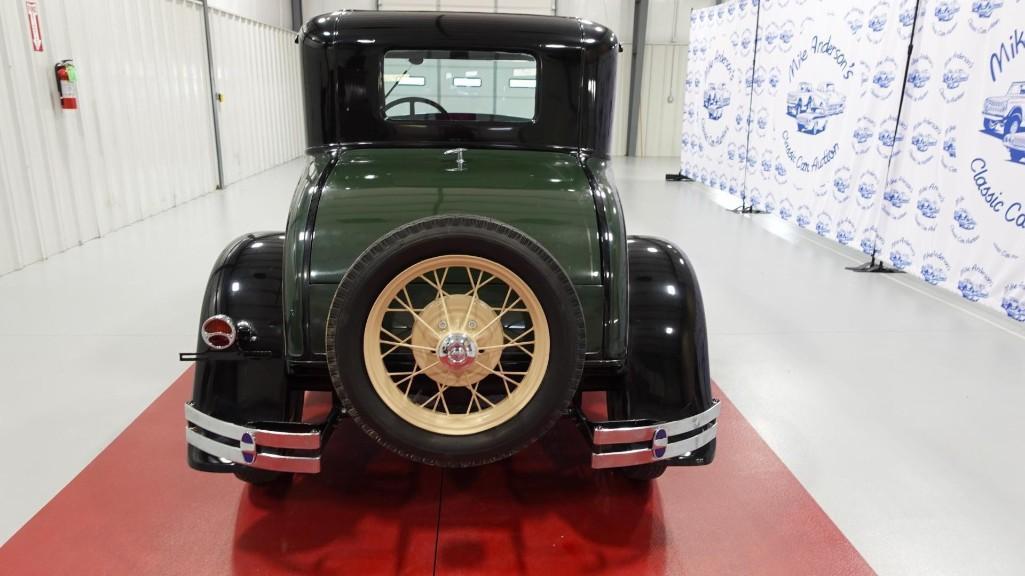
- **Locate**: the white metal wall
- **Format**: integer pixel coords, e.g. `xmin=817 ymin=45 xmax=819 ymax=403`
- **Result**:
xmin=0 ymin=0 xmax=216 ymax=276
xmin=209 ymin=8 xmax=305 ymax=185
xmin=209 ymin=0 xmax=293 ymax=29
xmin=0 ymin=0 xmax=306 ymax=277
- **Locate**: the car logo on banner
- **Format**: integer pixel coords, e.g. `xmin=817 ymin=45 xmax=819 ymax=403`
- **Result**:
xmin=857 ymin=170 xmax=880 ymax=210
xmin=932 ymin=1 xmax=961 ymax=36
xmin=866 ymin=2 xmax=890 ymax=43
xmin=958 ymin=265 xmax=994 ymax=301
xmin=883 ymin=176 xmax=913 ymax=220
xmin=833 ymin=166 xmax=852 ymax=203
xmin=860 ymin=226 xmax=883 ymax=255
xmin=872 ymin=57 xmax=899 ymax=100
xmin=941 ymin=126 xmax=958 ymax=172
xmin=969 ymin=0 xmax=1004 ymax=34
xmin=796 ymin=204 xmax=812 ymax=228
xmin=877 ymin=116 xmax=906 ymax=159
xmin=836 ymin=218 xmax=856 ymax=245
xmin=779 ymin=33 xmax=855 ymax=181
xmin=897 ymin=0 xmax=917 ymax=39
xmin=911 ymin=119 xmax=942 ymax=165
xmin=942 ymin=53 xmax=974 ymax=103
xmin=1002 ymin=283 xmax=1025 ymax=322
xmin=701 ymin=52 xmax=735 ymax=147
xmin=950 ymin=196 xmax=981 ymax=244
xmin=853 ymin=116 xmax=876 ymax=155
xmin=915 ymin=184 xmax=945 ymax=231
xmin=815 ymin=212 xmax=833 ymax=237
xmin=921 ymin=252 xmax=952 ymax=285
xmin=889 ymin=238 xmax=916 ymax=271
xmin=906 ymin=55 xmax=934 ymax=101
xmin=845 ymin=8 xmax=865 ymax=36
xmin=779 ymin=198 xmax=794 ymax=221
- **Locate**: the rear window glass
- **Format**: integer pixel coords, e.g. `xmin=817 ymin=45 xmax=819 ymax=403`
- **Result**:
xmin=383 ymin=50 xmax=537 ymax=123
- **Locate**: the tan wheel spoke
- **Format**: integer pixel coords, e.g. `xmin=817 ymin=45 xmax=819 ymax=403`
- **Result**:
xmin=466 ymin=383 xmax=496 ymax=414
xmin=498 ymin=362 xmax=512 ymax=395
xmin=478 ymin=341 xmax=535 ymax=353
xmin=499 ymin=327 xmax=535 ymax=357
xmin=426 ymin=268 xmax=454 ymax=330
xmin=461 ymin=268 xmax=497 ymax=330
xmin=393 ymin=361 xmax=440 ymax=392
xmin=394 ymin=289 xmax=440 ymax=338
xmin=380 ymin=327 xmax=436 ymax=354
xmin=420 ymin=384 xmax=450 ymax=413
xmin=481 ymin=364 xmax=523 ymax=390
xmin=364 ymin=254 xmax=550 ymax=435
xmin=473 ymin=291 xmax=525 ymax=336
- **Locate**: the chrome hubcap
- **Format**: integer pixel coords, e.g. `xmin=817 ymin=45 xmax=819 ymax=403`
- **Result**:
xmin=437 ymin=332 xmax=477 ymax=371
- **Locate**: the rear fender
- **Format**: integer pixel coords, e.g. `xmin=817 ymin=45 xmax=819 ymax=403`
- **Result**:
xmin=615 ymin=236 xmax=713 ymax=422
xmin=188 ymin=232 xmax=298 ymax=471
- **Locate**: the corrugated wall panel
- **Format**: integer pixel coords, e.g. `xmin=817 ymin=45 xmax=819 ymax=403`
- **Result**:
xmin=636 ymin=43 xmax=687 ymax=157
xmin=210 ymin=8 xmax=305 ymax=185
xmin=0 ymin=0 xmax=305 ymax=276
xmin=0 ymin=0 xmax=216 ymax=276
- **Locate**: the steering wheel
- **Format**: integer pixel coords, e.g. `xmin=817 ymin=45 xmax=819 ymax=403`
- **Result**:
xmin=384 ymin=97 xmax=448 ymax=118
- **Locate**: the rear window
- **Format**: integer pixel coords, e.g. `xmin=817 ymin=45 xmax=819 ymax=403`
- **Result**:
xmin=383 ymin=50 xmax=537 ymax=123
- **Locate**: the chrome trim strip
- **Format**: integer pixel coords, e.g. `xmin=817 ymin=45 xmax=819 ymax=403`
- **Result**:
xmin=184 ymin=403 xmax=321 ymax=450
xmin=185 ymin=403 xmax=243 ymax=441
xmin=185 ymin=403 xmax=323 ymax=474
xmin=591 ymin=423 xmax=718 ymax=469
xmin=186 ymin=427 xmax=246 ymax=465
xmin=592 ymin=400 xmax=720 ymax=446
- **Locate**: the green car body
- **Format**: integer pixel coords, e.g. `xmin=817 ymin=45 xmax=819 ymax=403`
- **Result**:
xmin=284 ymin=148 xmax=628 ymax=363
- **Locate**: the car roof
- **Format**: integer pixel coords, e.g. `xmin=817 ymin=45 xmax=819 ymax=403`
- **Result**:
xmin=302 ymin=10 xmax=617 ymax=53
xmin=298 ymin=10 xmax=621 ymax=157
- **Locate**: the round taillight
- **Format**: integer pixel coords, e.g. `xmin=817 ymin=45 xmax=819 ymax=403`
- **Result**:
xmin=201 ymin=315 xmax=236 ymax=350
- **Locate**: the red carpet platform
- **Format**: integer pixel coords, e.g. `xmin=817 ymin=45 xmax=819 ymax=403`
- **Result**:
xmin=0 ymin=367 xmax=873 ymax=575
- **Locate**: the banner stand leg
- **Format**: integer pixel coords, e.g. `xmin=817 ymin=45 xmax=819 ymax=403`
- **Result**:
xmin=729 ymin=204 xmax=768 ymax=215
xmin=729 ymin=197 xmax=767 ymax=215
xmin=666 ymin=172 xmax=694 ymax=182
xmin=845 ymin=254 xmax=903 ymax=274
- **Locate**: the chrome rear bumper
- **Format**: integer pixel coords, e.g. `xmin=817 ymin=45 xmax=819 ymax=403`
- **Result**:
xmin=185 ymin=403 xmax=324 ymax=474
xmin=588 ymin=400 xmax=720 ymax=469
xmin=186 ymin=399 xmax=719 ymax=474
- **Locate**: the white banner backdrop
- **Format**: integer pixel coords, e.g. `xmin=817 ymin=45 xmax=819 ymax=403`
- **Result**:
xmin=680 ymin=0 xmax=757 ymax=198
xmin=876 ymin=0 xmax=1025 ymax=323
xmin=743 ymin=0 xmax=915 ymax=254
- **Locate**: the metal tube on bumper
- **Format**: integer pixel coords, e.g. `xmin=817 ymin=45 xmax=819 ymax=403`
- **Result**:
xmin=589 ymin=400 xmax=720 ymax=469
xmin=184 ymin=403 xmax=323 ymax=474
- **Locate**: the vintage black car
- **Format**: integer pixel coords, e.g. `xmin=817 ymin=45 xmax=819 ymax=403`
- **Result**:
xmin=183 ymin=11 xmax=718 ymax=485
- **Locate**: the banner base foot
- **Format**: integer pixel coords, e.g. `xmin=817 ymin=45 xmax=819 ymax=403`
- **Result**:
xmin=846 ymin=260 xmax=903 ymax=274
xmin=666 ymin=173 xmax=693 ymax=182
xmin=729 ymin=205 xmax=768 ymax=215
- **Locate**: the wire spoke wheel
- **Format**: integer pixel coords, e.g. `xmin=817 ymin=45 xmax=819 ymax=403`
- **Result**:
xmin=327 ymin=216 xmax=583 ymax=466
xmin=363 ymin=255 xmax=550 ymax=435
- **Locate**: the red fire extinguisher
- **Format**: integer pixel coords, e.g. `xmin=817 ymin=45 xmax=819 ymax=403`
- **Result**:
xmin=54 ymin=60 xmax=77 ymax=110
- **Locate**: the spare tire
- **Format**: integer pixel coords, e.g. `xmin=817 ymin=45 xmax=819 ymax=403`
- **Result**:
xmin=325 ymin=215 xmax=585 ymax=467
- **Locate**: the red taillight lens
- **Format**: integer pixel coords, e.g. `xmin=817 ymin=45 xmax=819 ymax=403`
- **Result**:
xmin=201 ymin=315 xmax=236 ymax=350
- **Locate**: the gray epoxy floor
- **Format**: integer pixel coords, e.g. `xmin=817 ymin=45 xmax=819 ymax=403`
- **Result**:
xmin=1 ymin=155 xmax=1023 ymax=575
